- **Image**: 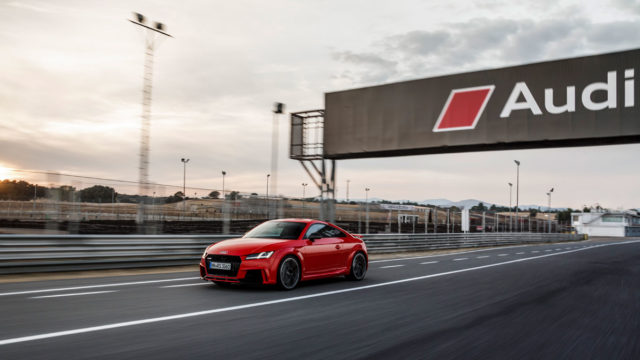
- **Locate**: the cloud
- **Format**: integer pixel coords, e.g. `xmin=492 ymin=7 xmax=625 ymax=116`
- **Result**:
xmin=331 ymin=16 xmax=640 ymax=86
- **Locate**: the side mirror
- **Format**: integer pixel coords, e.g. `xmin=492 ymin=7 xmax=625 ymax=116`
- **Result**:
xmin=308 ymin=233 xmax=323 ymax=241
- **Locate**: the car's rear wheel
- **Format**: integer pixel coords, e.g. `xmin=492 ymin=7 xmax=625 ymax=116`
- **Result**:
xmin=347 ymin=252 xmax=367 ymax=281
xmin=277 ymin=256 xmax=301 ymax=290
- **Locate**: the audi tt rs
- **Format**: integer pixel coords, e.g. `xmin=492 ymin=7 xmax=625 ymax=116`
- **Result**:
xmin=200 ymin=219 xmax=368 ymax=290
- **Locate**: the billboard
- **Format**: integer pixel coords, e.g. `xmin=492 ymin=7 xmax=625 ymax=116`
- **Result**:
xmin=324 ymin=48 xmax=640 ymax=159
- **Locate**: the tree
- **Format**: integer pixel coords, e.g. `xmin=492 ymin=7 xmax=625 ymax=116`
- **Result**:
xmin=227 ymin=191 xmax=241 ymax=200
xmin=79 ymin=185 xmax=116 ymax=203
xmin=472 ymin=202 xmax=487 ymax=211
xmin=165 ymin=191 xmax=184 ymax=204
xmin=529 ymin=208 xmax=538 ymax=218
xmin=209 ymin=190 xmax=220 ymax=199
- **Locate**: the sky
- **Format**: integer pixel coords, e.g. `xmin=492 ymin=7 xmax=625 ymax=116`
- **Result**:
xmin=0 ymin=0 xmax=639 ymax=209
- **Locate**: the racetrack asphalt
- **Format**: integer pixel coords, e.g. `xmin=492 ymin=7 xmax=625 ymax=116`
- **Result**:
xmin=1 ymin=237 xmax=639 ymax=359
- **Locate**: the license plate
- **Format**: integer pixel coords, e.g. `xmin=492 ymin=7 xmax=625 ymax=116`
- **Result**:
xmin=210 ymin=262 xmax=231 ymax=271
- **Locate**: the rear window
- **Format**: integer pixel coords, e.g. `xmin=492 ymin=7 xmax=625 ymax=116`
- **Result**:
xmin=244 ymin=221 xmax=307 ymax=240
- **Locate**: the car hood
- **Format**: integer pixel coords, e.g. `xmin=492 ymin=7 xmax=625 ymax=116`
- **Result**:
xmin=206 ymin=237 xmax=296 ymax=256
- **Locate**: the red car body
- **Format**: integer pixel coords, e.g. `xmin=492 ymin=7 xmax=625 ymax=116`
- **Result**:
xmin=200 ymin=219 xmax=368 ymax=289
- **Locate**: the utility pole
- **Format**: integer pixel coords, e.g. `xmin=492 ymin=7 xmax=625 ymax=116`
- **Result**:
xmin=271 ymin=103 xmax=284 ymax=219
xmin=547 ymin=187 xmax=554 ymax=233
xmin=514 ymin=160 xmax=520 ymax=232
xmin=302 ymin=183 xmax=308 ymax=218
xmin=365 ymin=187 xmax=370 ymax=234
xmin=130 ymin=13 xmax=172 ymax=230
xmin=266 ymin=174 xmax=270 ymax=219
xmin=346 ymin=179 xmax=350 ymax=202
xmin=508 ymin=182 xmax=513 ymax=232
xmin=181 ymin=158 xmax=189 ymax=215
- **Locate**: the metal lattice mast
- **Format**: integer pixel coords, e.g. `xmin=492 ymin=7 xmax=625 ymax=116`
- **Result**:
xmin=130 ymin=13 xmax=171 ymax=228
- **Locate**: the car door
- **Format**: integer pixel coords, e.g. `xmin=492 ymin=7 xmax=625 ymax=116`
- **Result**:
xmin=300 ymin=223 xmax=344 ymax=274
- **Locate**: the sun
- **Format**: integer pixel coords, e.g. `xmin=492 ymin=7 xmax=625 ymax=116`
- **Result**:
xmin=0 ymin=165 xmax=13 ymax=180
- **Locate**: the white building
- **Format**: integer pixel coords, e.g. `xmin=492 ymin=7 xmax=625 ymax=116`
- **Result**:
xmin=571 ymin=210 xmax=640 ymax=237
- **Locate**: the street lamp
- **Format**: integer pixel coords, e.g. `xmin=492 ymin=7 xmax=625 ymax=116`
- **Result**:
xmin=547 ymin=187 xmax=554 ymax=233
xmin=266 ymin=174 xmax=271 ymax=219
xmin=221 ymin=171 xmax=226 ymax=200
xmin=365 ymin=187 xmax=370 ymax=234
xmin=181 ymin=158 xmax=189 ymax=214
xmin=508 ymin=182 xmax=513 ymax=232
xmin=302 ymin=183 xmax=308 ymax=218
xmin=514 ymin=160 xmax=520 ymax=232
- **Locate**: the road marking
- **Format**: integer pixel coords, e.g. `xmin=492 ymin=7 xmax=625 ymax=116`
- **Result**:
xmin=161 ymin=283 xmax=210 ymax=288
xmin=476 ymin=256 xmax=489 ymax=259
xmin=30 ymin=291 xmax=116 ymax=299
xmin=555 ymin=248 xmax=562 ymax=251
xmin=532 ymin=251 xmax=540 ymax=253
xmin=0 ymin=277 xmax=199 ymax=297
xmin=380 ymin=265 xmax=404 ymax=269
xmin=516 ymin=252 xmax=525 ymax=255
xmin=545 ymin=250 xmax=552 ymax=252
xmin=498 ymin=254 xmax=508 ymax=256
xmin=453 ymin=258 xmax=468 ymax=261
xmin=1 ymin=239 xmax=637 ymax=346
xmin=420 ymin=261 xmax=439 ymax=265
xmin=368 ymin=244 xmax=535 ymax=264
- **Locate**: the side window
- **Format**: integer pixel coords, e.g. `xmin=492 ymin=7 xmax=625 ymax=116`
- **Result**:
xmin=324 ymin=226 xmax=346 ymax=238
xmin=304 ymin=224 xmax=347 ymax=239
xmin=304 ymin=224 xmax=326 ymax=239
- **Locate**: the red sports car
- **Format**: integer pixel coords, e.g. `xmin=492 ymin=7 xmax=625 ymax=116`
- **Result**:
xmin=200 ymin=219 xmax=368 ymax=290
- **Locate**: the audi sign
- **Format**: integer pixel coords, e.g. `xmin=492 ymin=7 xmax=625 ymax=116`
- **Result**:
xmin=324 ymin=48 xmax=640 ymax=159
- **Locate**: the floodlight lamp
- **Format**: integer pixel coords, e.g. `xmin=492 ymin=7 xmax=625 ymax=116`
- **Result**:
xmin=273 ymin=102 xmax=285 ymax=114
xmin=135 ymin=13 xmax=145 ymax=23
xmin=514 ymin=160 xmax=520 ymax=166
xmin=155 ymin=22 xmax=164 ymax=31
xmin=549 ymin=188 xmax=554 ymax=192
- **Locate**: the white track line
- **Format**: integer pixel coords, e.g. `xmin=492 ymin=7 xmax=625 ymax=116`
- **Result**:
xmin=369 ymin=241 xmax=589 ymax=264
xmin=498 ymin=254 xmax=508 ymax=256
xmin=476 ymin=255 xmax=489 ymax=259
xmin=420 ymin=261 xmax=438 ymax=265
xmin=0 ymin=278 xmax=199 ymax=297
xmin=380 ymin=265 xmax=404 ymax=269
xmin=453 ymin=258 xmax=468 ymax=261
xmin=161 ymin=283 xmax=210 ymax=288
xmin=1 ymin=240 xmax=637 ymax=346
xmin=30 ymin=291 xmax=117 ymax=299
xmin=516 ymin=252 xmax=525 ymax=255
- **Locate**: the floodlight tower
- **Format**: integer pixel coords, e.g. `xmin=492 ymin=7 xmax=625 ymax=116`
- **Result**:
xmin=130 ymin=13 xmax=172 ymax=227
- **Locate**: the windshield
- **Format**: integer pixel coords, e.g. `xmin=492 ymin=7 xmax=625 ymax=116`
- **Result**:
xmin=243 ymin=221 xmax=307 ymax=240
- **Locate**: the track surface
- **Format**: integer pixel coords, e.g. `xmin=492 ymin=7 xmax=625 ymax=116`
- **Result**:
xmin=1 ymin=237 xmax=639 ymax=359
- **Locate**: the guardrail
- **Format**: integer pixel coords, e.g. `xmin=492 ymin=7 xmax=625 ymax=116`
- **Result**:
xmin=0 ymin=233 xmax=584 ymax=274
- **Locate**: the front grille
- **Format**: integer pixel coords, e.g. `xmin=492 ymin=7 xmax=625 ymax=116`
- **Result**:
xmin=206 ymin=255 xmax=241 ymax=277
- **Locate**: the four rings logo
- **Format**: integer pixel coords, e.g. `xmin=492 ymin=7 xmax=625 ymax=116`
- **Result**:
xmin=432 ymin=85 xmax=495 ymax=132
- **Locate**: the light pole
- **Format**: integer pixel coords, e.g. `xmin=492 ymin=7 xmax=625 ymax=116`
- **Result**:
xmin=130 ymin=13 xmax=171 ymax=228
xmin=508 ymin=182 xmax=513 ymax=232
xmin=365 ymin=188 xmax=370 ymax=234
xmin=346 ymin=179 xmax=350 ymax=202
xmin=547 ymin=187 xmax=554 ymax=233
xmin=514 ymin=160 xmax=520 ymax=232
xmin=221 ymin=171 xmax=226 ymax=200
xmin=266 ymin=174 xmax=270 ymax=218
xmin=302 ymin=183 xmax=308 ymax=218
xmin=181 ymin=158 xmax=189 ymax=214
xmin=271 ymin=103 xmax=285 ymax=211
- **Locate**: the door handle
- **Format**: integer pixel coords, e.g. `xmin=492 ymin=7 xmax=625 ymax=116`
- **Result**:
xmin=335 ymin=245 xmax=341 ymax=249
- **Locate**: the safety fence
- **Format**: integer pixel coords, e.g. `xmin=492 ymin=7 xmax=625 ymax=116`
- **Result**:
xmin=0 ymin=233 xmax=584 ymax=274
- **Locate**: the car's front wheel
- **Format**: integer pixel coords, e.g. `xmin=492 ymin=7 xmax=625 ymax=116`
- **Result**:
xmin=346 ymin=252 xmax=367 ymax=281
xmin=277 ymin=255 xmax=301 ymax=290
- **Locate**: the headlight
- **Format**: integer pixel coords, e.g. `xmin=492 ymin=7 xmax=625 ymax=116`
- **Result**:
xmin=245 ymin=251 xmax=274 ymax=260
xmin=202 ymin=248 xmax=209 ymax=258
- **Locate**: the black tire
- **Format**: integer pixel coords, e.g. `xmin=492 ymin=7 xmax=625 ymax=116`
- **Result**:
xmin=277 ymin=255 xmax=301 ymax=290
xmin=346 ymin=252 xmax=367 ymax=281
